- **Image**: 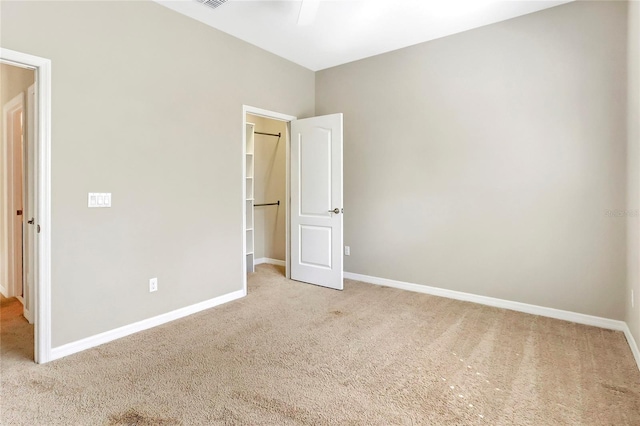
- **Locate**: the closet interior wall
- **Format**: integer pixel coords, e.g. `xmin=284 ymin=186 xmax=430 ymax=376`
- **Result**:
xmin=246 ymin=114 xmax=287 ymax=265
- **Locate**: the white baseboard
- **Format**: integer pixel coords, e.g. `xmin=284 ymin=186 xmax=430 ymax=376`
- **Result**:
xmin=344 ymin=272 xmax=626 ymax=331
xmin=622 ymin=324 xmax=640 ymax=370
xmin=50 ymin=289 xmax=246 ymax=361
xmin=255 ymin=257 xmax=285 ymax=267
xmin=345 ymin=272 xmax=640 ymax=370
xmin=23 ymin=307 xmax=33 ymax=324
xmin=11 ymin=294 xmax=34 ymax=323
xmin=0 ymin=283 xmax=8 ymax=298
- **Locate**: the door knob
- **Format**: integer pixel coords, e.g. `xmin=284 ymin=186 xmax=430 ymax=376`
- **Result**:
xmin=27 ymin=218 xmax=35 ymax=225
xmin=328 ymin=208 xmax=340 ymax=214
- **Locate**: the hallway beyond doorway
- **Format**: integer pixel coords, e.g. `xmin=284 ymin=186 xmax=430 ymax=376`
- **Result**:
xmin=0 ymin=295 xmax=34 ymax=364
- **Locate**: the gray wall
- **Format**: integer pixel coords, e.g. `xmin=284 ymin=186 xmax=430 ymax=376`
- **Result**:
xmin=0 ymin=0 xmax=314 ymax=346
xmin=316 ymin=1 xmax=628 ymax=319
xmin=627 ymin=0 xmax=640 ymax=345
xmin=1 ymin=0 xmax=633 ymax=349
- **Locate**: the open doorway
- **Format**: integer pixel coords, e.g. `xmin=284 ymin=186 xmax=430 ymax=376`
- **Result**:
xmin=246 ymin=113 xmax=288 ymax=274
xmin=1 ymin=62 xmax=35 ymax=361
xmin=242 ymin=105 xmax=345 ymax=294
xmin=1 ymin=47 xmax=52 ymax=364
xmin=243 ymin=106 xmax=295 ymax=292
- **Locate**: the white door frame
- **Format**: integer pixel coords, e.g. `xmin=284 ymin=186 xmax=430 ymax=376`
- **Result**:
xmin=2 ymin=92 xmax=24 ymax=300
xmin=242 ymin=105 xmax=296 ymax=295
xmin=23 ymin=83 xmax=37 ymax=324
xmin=1 ymin=48 xmax=52 ymax=364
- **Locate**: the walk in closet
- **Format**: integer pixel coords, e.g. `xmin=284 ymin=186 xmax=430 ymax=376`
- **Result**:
xmin=245 ymin=114 xmax=287 ymax=274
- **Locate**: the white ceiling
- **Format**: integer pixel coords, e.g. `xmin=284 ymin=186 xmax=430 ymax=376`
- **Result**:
xmin=155 ymin=0 xmax=573 ymax=71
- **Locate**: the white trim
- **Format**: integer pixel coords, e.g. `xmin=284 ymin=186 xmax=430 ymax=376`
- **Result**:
xmin=344 ymin=272 xmax=627 ymax=331
xmin=622 ymin=324 xmax=640 ymax=371
xmin=23 ymin=307 xmax=33 ymax=324
xmin=255 ymin=257 xmax=286 ymax=267
xmin=347 ymin=271 xmax=640 ymax=371
xmin=244 ymin=106 xmax=297 ymax=122
xmin=50 ymin=289 xmax=245 ymax=361
xmin=241 ymin=105 xmax=296 ymax=295
xmin=1 ymin=47 xmax=53 ymax=364
xmin=15 ymin=295 xmax=33 ymax=324
xmin=36 ymin=54 xmax=52 ymax=365
xmin=24 ymin=83 xmax=36 ymax=324
xmin=285 ymin=122 xmax=291 ymax=280
xmin=0 ymin=283 xmax=8 ymax=298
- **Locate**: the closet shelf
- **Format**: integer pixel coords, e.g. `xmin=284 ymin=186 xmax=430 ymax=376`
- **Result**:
xmin=246 ymin=122 xmax=255 ymax=274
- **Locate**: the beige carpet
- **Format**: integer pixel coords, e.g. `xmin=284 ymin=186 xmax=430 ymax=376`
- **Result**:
xmin=1 ymin=264 xmax=639 ymax=425
xmin=1 ymin=294 xmax=34 ymax=365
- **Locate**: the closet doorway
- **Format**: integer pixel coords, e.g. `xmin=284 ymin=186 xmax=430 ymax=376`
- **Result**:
xmin=242 ymin=105 xmax=345 ymax=294
xmin=243 ymin=107 xmax=294 ymax=283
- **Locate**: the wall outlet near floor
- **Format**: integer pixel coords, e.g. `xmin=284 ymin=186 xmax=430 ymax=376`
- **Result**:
xmin=149 ymin=277 xmax=158 ymax=293
xmin=344 ymin=246 xmax=350 ymax=256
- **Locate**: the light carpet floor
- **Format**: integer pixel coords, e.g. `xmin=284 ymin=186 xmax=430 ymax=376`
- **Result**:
xmin=1 ymin=264 xmax=640 ymax=425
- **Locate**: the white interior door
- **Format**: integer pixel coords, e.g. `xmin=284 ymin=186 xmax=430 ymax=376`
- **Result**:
xmin=22 ymin=84 xmax=36 ymax=323
xmin=290 ymin=113 xmax=343 ymax=290
xmin=13 ymin=107 xmax=23 ymax=300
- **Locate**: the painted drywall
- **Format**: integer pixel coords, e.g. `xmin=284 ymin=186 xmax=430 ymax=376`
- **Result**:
xmin=627 ymin=0 xmax=640 ymax=345
xmin=317 ymin=0 xmax=628 ymax=319
xmin=0 ymin=0 xmax=314 ymax=346
xmin=247 ymin=114 xmax=287 ymax=262
xmin=0 ymin=64 xmax=35 ymax=297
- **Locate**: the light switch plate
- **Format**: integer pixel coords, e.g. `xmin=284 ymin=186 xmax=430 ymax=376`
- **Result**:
xmin=88 ymin=193 xmax=112 ymax=208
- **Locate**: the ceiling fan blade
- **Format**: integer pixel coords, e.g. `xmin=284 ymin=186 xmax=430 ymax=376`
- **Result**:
xmin=297 ymin=0 xmax=320 ymax=26
xmin=195 ymin=0 xmax=229 ymax=10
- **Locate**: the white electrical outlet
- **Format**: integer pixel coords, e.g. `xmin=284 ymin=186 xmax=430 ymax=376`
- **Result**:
xmin=149 ymin=277 xmax=158 ymax=293
xmin=344 ymin=246 xmax=350 ymax=256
